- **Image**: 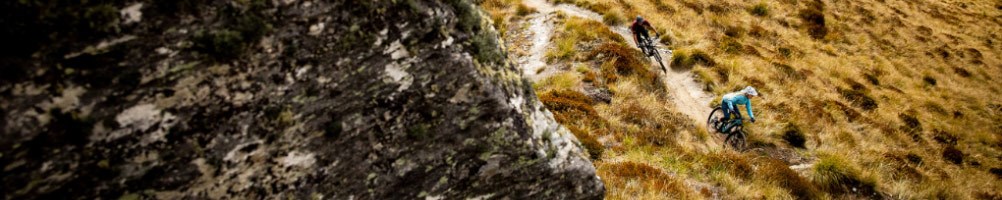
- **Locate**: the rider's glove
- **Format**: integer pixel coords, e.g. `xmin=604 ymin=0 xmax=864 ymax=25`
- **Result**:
xmin=750 ymin=118 xmax=756 ymax=123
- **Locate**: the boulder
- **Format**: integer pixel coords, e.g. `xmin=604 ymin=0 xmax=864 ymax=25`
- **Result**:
xmin=0 ymin=0 xmax=603 ymax=199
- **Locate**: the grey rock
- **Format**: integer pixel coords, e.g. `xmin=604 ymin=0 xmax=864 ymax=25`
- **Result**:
xmin=0 ymin=0 xmax=603 ymax=199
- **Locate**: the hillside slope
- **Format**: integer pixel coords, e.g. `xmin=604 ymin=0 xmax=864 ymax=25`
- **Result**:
xmin=485 ymin=0 xmax=1002 ymax=199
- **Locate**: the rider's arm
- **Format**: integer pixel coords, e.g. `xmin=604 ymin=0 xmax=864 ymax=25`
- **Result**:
xmin=644 ymin=22 xmax=657 ymax=35
xmin=745 ymin=100 xmax=755 ymax=120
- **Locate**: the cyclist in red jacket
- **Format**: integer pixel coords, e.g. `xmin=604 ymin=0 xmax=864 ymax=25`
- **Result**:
xmin=630 ymin=16 xmax=659 ymax=55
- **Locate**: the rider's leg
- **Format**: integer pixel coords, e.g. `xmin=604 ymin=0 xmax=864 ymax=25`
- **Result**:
xmin=730 ymin=104 xmax=742 ymax=121
xmin=719 ymin=103 xmax=732 ymax=131
xmin=721 ymin=101 xmax=732 ymax=122
xmin=639 ymin=31 xmax=651 ymax=55
xmin=634 ymin=33 xmax=643 ymax=48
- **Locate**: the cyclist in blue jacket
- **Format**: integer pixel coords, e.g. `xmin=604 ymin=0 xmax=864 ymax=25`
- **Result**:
xmin=720 ymin=86 xmax=759 ymax=126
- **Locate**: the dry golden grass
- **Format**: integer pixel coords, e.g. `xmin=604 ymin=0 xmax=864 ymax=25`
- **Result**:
xmin=547 ymin=16 xmax=626 ymax=62
xmin=481 ymin=0 xmax=525 ymax=37
xmin=484 ymin=0 xmax=1002 ymax=198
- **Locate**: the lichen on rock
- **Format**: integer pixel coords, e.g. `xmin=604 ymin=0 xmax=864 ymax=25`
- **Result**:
xmin=0 ymin=0 xmax=603 ymax=199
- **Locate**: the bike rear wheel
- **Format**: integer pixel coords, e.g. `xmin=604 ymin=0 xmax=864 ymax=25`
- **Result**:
xmin=706 ymin=107 xmax=723 ymax=133
xmin=725 ymin=128 xmax=748 ymax=151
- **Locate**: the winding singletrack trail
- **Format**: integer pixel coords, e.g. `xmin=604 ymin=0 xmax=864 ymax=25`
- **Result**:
xmin=519 ymin=0 xmax=713 ymax=122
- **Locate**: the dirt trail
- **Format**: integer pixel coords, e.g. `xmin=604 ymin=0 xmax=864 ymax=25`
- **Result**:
xmin=520 ymin=0 xmax=713 ymax=122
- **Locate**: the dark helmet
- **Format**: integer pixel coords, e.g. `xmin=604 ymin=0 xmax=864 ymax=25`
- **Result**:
xmin=636 ymin=15 xmax=644 ymax=22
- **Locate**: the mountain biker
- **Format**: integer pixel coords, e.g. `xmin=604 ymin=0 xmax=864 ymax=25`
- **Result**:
xmin=630 ymin=16 xmax=659 ymax=54
xmin=718 ymin=86 xmax=759 ymax=131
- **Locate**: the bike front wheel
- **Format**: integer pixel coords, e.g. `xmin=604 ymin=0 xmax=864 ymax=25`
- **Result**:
xmin=652 ymin=49 xmax=666 ymax=73
xmin=706 ymin=107 xmax=723 ymax=134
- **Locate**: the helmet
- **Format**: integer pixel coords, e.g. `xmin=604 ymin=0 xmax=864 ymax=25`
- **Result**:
xmin=636 ymin=15 xmax=643 ymax=22
xmin=742 ymin=86 xmax=759 ymax=96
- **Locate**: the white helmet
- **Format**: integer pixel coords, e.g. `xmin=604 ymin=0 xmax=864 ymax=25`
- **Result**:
xmin=742 ymin=86 xmax=759 ymax=96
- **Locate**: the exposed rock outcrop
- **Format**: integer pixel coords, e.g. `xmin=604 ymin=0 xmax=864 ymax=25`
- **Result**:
xmin=0 ymin=0 xmax=603 ymax=199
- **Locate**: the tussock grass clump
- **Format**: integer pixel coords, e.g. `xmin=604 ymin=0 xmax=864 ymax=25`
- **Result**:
xmin=602 ymin=11 xmax=624 ymax=25
xmin=798 ymin=2 xmax=828 ymax=40
xmin=923 ymin=75 xmax=937 ymax=86
xmin=898 ymin=113 xmax=922 ymax=141
xmin=720 ymin=38 xmax=744 ymax=54
xmin=567 ymin=125 xmax=604 ymax=160
xmin=837 ymin=87 xmax=877 ymax=110
xmin=952 ymin=67 xmax=972 ymax=78
xmin=539 ymin=89 xmax=602 ymax=125
xmin=703 ymin=152 xmax=753 ymax=178
xmin=564 ymin=18 xmax=625 ymax=43
xmin=620 ymin=100 xmax=651 ymax=126
xmin=749 ymin=2 xmax=770 ymax=17
xmin=671 ymin=49 xmax=716 ymax=70
xmin=582 ymin=70 xmax=597 ymax=83
xmin=707 ymin=4 xmax=730 ymax=14
xmin=932 ymin=130 xmax=957 ymax=145
xmin=482 ymin=0 xmax=525 ymax=36
xmin=756 ymin=158 xmax=820 ymax=200
xmin=647 ymin=0 xmax=675 ymax=13
xmin=942 ymin=145 xmax=964 ymax=165
xmin=681 ymin=1 xmax=704 ymax=14
xmin=631 ymin=128 xmax=674 ymax=146
xmin=547 ymin=34 xmax=578 ymax=61
xmin=810 ymin=154 xmax=877 ymax=196
xmin=990 ymin=168 xmax=1002 ymax=179
xmin=605 ymin=161 xmax=663 ymax=178
xmin=533 ymin=72 xmax=581 ymax=91
xmin=589 ymin=43 xmax=662 ymax=91
xmin=515 ymin=3 xmax=535 ymax=16
xmin=547 ymin=17 xmax=626 ymax=62
xmin=724 ymin=25 xmax=746 ymax=38
xmin=599 ymin=161 xmax=693 ymax=198
xmin=541 ymin=89 xmax=594 ymax=104
xmin=748 ymin=24 xmax=771 ymax=38
xmin=781 ymin=124 xmax=807 ymax=148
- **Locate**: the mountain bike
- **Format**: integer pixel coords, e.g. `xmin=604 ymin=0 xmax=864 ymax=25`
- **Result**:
xmin=638 ymin=33 xmax=667 ymax=74
xmin=707 ymin=107 xmax=748 ymax=151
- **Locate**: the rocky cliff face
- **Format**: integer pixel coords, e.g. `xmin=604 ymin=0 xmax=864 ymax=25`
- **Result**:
xmin=0 ymin=0 xmax=603 ymax=199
